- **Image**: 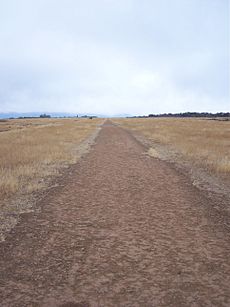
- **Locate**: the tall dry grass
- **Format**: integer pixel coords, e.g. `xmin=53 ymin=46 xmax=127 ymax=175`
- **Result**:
xmin=0 ymin=118 xmax=103 ymax=199
xmin=114 ymin=118 xmax=230 ymax=174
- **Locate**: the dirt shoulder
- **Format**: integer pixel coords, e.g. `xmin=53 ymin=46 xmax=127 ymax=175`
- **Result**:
xmin=115 ymin=122 xmax=230 ymax=221
xmin=0 ymin=125 xmax=102 ymax=242
xmin=0 ymin=121 xmax=230 ymax=306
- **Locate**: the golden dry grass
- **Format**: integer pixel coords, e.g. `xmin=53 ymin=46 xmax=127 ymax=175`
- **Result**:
xmin=114 ymin=118 xmax=230 ymax=174
xmin=0 ymin=118 xmax=103 ymax=199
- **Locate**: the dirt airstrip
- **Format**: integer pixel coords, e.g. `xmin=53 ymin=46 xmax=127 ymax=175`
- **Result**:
xmin=0 ymin=121 xmax=230 ymax=306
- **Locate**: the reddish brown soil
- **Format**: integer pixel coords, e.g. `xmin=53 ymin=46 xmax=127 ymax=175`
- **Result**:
xmin=0 ymin=121 xmax=230 ymax=307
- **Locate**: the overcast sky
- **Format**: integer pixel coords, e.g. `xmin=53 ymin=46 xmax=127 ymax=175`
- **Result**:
xmin=0 ymin=0 xmax=229 ymax=116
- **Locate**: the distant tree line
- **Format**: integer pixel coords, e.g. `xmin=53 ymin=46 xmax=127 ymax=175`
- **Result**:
xmin=40 ymin=114 xmax=51 ymax=118
xmin=18 ymin=114 xmax=51 ymax=119
xmin=131 ymin=112 xmax=230 ymax=118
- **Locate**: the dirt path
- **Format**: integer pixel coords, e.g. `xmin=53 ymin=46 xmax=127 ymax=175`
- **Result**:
xmin=0 ymin=121 xmax=230 ymax=307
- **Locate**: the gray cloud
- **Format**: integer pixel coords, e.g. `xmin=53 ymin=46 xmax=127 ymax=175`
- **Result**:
xmin=0 ymin=0 xmax=229 ymax=115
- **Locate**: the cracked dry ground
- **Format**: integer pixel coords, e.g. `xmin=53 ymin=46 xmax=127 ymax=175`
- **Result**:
xmin=1 ymin=121 xmax=230 ymax=307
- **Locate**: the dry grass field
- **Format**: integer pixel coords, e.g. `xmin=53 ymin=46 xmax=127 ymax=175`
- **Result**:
xmin=114 ymin=118 xmax=230 ymax=175
xmin=0 ymin=118 xmax=103 ymax=200
xmin=2 ymin=119 xmax=230 ymax=306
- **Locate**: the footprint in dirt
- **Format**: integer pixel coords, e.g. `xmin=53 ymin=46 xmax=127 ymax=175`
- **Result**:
xmin=59 ymin=302 xmax=89 ymax=307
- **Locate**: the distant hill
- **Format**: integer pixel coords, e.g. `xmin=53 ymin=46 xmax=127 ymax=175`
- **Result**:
xmin=0 ymin=112 xmax=103 ymax=119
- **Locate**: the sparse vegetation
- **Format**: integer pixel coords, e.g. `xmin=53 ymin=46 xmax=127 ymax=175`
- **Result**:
xmin=0 ymin=118 xmax=103 ymax=200
xmin=114 ymin=118 xmax=230 ymax=175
